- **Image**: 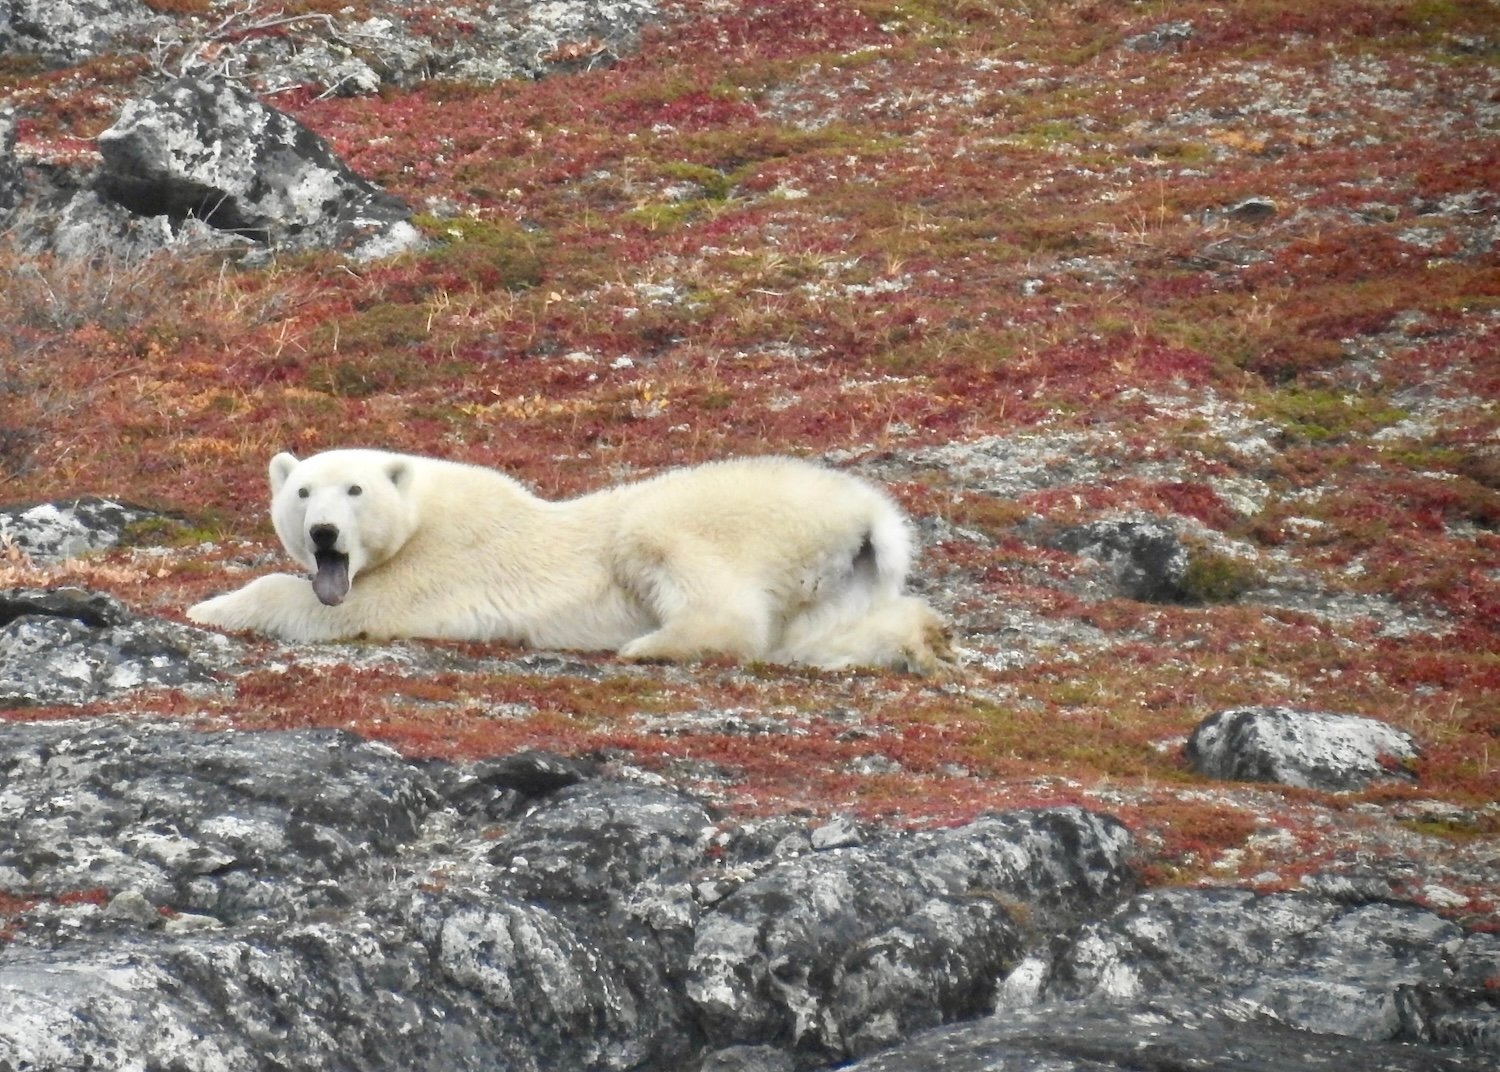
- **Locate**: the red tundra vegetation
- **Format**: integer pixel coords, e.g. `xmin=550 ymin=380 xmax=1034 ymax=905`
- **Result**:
xmin=1 ymin=0 xmax=1496 ymax=922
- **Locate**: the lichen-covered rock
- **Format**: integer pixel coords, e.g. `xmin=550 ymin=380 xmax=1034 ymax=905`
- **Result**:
xmin=841 ymin=1002 xmax=1496 ymax=1072
xmin=0 ymin=718 xmax=439 ymax=914
xmin=0 ymin=108 xmax=20 ymax=216
xmin=0 ymin=0 xmax=162 ymax=63
xmin=488 ymin=780 xmax=714 ymax=905
xmin=915 ymin=886 xmax=1500 ymax=1071
xmin=95 ymin=76 xmax=419 ymax=257
xmin=0 ymin=588 xmax=234 ymax=706
xmin=1050 ymin=517 xmax=1190 ymax=603
xmin=0 ymin=497 xmax=167 ymax=564
xmin=687 ymin=807 xmax=1135 ymax=1062
xmin=1186 ymin=705 xmax=1421 ymax=791
xmin=0 ymin=720 xmax=1491 ymax=1071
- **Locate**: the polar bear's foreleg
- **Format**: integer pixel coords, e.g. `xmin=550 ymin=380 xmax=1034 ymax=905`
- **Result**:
xmin=187 ymin=573 xmax=361 ymax=643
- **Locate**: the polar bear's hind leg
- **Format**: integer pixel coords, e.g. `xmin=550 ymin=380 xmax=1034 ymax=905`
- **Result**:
xmin=618 ymin=564 xmax=776 ymax=663
xmin=780 ymin=594 xmax=960 ymax=680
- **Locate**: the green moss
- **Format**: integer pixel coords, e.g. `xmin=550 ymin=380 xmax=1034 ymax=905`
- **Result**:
xmin=306 ymin=354 xmax=430 ymax=398
xmin=624 ymin=200 xmax=714 ymax=231
xmin=659 ymin=161 xmax=736 ymax=201
xmin=310 ymin=303 xmax=430 ymax=357
xmin=1399 ymin=815 xmax=1499 ymax=841
xmin=1015 ymin=119 xmax=1086 ymax=149
xmin=120 ymin=514 xmax=187 ymax=546
xmin=412 ymin=216 xmax=546 ymax=290
xmin=1257 ymin=388 xmax=1407 ymax=444
xmin=1180 ymin=549 xmax=1263 ymax=604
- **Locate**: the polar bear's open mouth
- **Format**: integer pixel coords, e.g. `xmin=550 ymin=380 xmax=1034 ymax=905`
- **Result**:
xmin=311 ymin=550 xmax=351 ymax=606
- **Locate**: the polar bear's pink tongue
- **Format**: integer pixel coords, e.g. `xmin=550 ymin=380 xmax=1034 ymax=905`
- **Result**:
xmin=311 ymin=551 xmax=350 ymax=606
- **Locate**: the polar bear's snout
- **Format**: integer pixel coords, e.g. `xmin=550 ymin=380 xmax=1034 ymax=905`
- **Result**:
xmin=309 ymin=524 xmax=339 ymax=551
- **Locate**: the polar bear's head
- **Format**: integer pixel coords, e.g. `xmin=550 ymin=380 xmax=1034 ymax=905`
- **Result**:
xmin=269 ymin=450 xmax=419 ymax=606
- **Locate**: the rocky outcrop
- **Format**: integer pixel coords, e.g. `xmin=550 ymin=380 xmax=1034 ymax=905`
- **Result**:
xmin=1187 ymin=705 xmax=1421 ymax=791
xmin=1 ymin=1 xmax=662 ymax=258
xmin=0 ymin=718 xmax=1138 ymax=1071
xmin=847 ymin=886 xmax=1500 ymax=1071
xmin=2 ymin=0 xmax=657 ymax=87
xmin=0 ymin=587 xmax=234 ymax=706
xmin=689 ymin=807 xmax=1131 ymax=1063
xmin=2 ymin=717 xmax=1495 ymax=1071
xmin=0 ymin=497 xmax=169 ymax=564
xmin=844 ymin=1002 xmax=1497 ymax=1072
xmin=95 ymin=76 xmax=419 ymax=258
xmin=0 ymin=0 xmax=162 ymax=64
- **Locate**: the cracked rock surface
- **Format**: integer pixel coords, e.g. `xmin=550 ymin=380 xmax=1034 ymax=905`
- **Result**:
xmin=0 ymin=718 xmax=1140 ymax=1071
xmin=2 ymin=716 xmax=1496 ymax=1071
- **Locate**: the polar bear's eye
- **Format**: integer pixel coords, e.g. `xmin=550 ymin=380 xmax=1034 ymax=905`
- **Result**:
xmin=348 ymin=485 xmax=363 ymax=496
xmin=297 ymin=488 xmax=309 ymax=499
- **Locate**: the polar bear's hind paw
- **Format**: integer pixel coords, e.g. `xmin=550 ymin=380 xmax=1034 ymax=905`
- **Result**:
xmin=902 ymin=618 xmax=963 ymax=681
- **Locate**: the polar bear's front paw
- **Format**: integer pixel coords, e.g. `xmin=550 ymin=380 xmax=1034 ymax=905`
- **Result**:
xmin=186 ymin=593 xmax=238 ymax=629
xmin=185 ymin=573 xmax=322 ymax=640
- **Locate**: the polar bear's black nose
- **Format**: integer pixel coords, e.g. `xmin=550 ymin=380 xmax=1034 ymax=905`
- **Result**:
xmin=309 ymin=524 xmax=339 ymax=551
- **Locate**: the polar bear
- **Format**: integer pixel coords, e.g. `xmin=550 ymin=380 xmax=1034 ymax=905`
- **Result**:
xmin=187 ymin=449 xmax=958 ymax=677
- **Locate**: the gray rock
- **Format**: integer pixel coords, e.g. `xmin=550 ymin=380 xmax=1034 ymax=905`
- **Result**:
xmin=1186 ymin=705 xmax=1421 ymax=791
xmin=842 ymin=1003 xmax=1495 ymax=1071
xmin=810 ymin=816 xmax=864 ymax=850
xmin=687 ymin=808 xmax=1135 ymax=1062
xmin=95 ymin=76 xmax=419 ymax=258
xmin=1122 ymin=21 xmax=1194 ymax=53
xmin=0 ymin=587 xmax=233 ymax=706
xmin=699 ymin=1044 xmax=797 ymax=1072
xmin=0 ymin=718 xmax=438 ymax=914
xmin=1225 ymin=196 xmax=1280 ymax=222
xmin=923 ymin=886 xmax=1500 ymax=1070
xmin=1050 ymin=517 xmax=1190 ymax=603
xmin=0 ymin=0 xmax=162 ymax=63
xmin=0 ymin=107 xmax=20 ymax=216
xmin=102 ymin=888 xmax=159 ymax=927
xmin=487 ymin=780 xmax=714 ymax=905
xmin=0 ymin=717 xmax=1492 ymax=1071
xmin=0 ymin=497 xmax=169 ymax=564
xmin=477 ymin=748 xmax=599 ymax=798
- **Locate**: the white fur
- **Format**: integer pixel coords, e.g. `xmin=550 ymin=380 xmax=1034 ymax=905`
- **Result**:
xmin=187 ymin=449 xmax=957 ymax=677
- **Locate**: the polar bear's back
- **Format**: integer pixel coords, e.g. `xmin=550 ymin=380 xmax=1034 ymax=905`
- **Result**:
xmin=605 ymin=456 xmax=913 ymax=594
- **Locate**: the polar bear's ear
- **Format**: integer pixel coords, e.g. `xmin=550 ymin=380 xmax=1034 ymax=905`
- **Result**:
xmin=269 ymin=452 xmax=300 ymax=496
xmin=384 ymin=458 xmax=410 ymax=489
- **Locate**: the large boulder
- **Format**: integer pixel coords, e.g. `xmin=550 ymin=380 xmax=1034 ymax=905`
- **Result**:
xmin=0 ymin=497 xmax=168 ymax=564
xmin=1050 ymin=517 xmax=1190 ymax=603
xmin=687 ymin=808 xmax=1135 ymax=1062
xmin=845 ymin=886 xmax=1500 ymax=1070
xmin=1186 ymin=705 xmax=1421 ymax=791
xmin=95 ymin=76 xmax=420 ymax=258
xmin=0 ymin=718 xmax=438 ymax=914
